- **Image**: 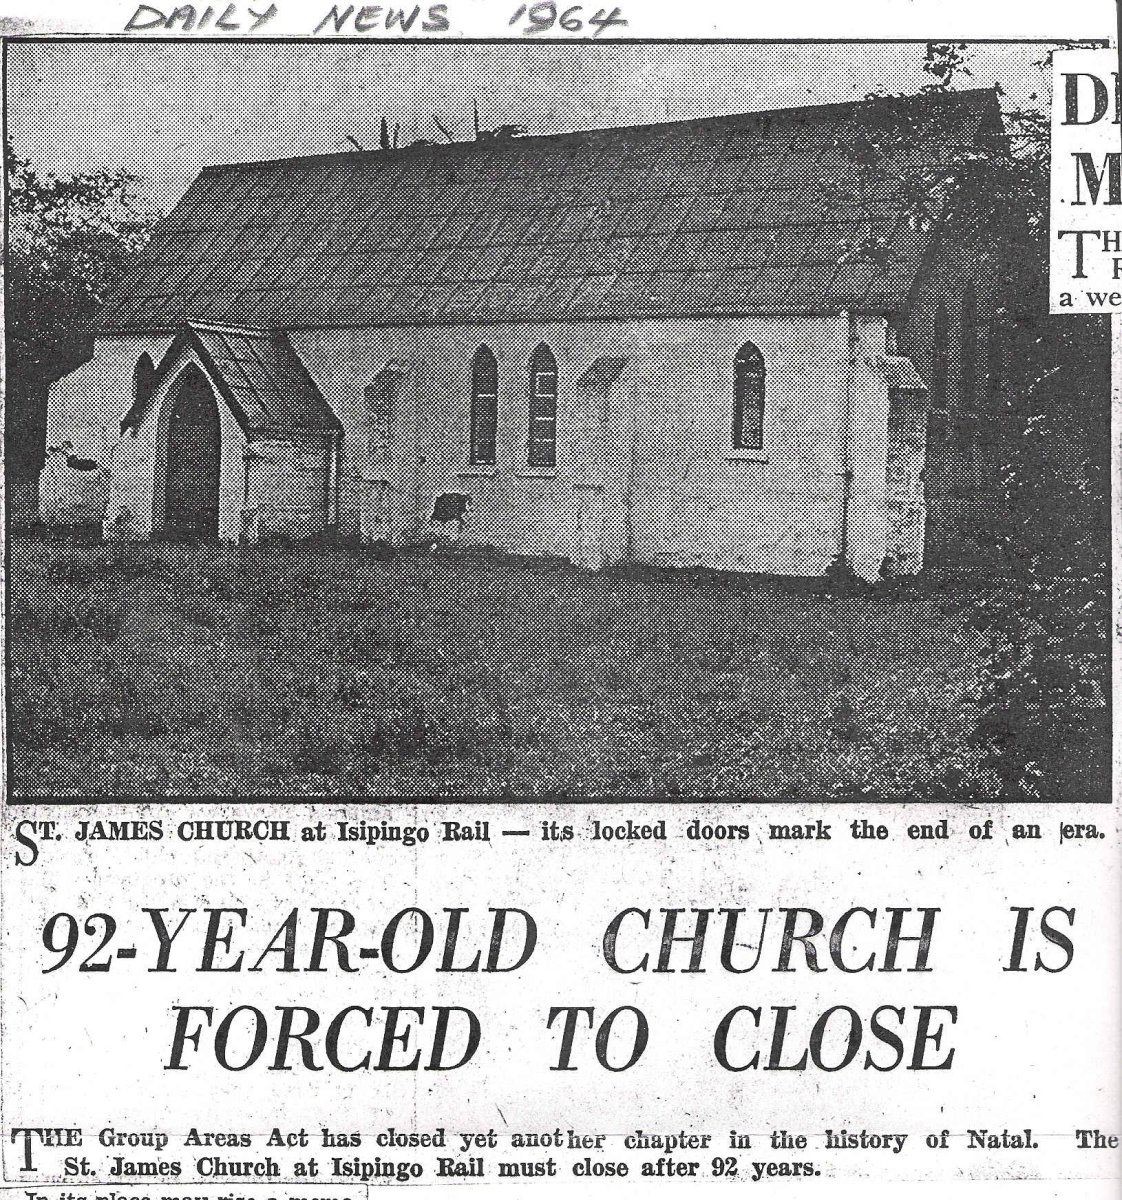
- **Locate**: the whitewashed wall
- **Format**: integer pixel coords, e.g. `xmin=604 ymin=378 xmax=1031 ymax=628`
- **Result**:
xmin=294 ymin=313 xmax=892 ymax=577
xmin=44 ymin=334 xmax=174 ymax=465
xmin=47 ymin=315 xmax=901 ymax=578
xmin=97 ymin=343 xmax=248 ymax=540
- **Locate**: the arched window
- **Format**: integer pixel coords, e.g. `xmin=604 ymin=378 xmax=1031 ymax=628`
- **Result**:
xmin=732 ymin=342 xmax=765 ymax=451
xmin=469 ymin=345 xmax=498 ymax=466
xmin=960 ymin=281 xmax=978 ymax=415
xmin=930 ymin=301 xmax=949 ymax=413
xmin=528 ymin=343 xmax=557 ymax=468
xmin=134 ymin=352 xmax=156 ymax=405
xmin=123 ymin=352 xmax=158 ymax=434
xmin=364 ymin=367 xmax=399 ymax=475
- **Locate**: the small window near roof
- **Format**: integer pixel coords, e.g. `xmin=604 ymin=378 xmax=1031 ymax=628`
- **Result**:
xmin=528 ymin=343 xmax=557 ymax=468
xmin=469 ymin=345 xmax=498 ymax=466
xmin=732 ymin=342 xmax=765 ymax=451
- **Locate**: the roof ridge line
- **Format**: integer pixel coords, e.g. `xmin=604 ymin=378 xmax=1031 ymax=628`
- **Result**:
xmin=197 ymin=86 xmax=1000 ymax=176
xmin=186 ymin=318 xmax=278 ymax=337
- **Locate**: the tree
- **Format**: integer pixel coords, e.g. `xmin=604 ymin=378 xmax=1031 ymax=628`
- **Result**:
xmin=5 ymin=146 xmax=158 ymax=490
xmin=834 ymin=44 xmax=1110 ymax=798
xmin=931 ymin=46 xmax=1110 ymax=801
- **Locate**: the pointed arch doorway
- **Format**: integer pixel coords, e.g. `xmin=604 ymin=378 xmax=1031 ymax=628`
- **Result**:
xmin=163 ymin=366 xmax=221 ymax=539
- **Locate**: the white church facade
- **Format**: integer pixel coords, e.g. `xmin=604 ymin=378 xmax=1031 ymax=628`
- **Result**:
xmin=44 ymin=87 xmax=1009 ymax=581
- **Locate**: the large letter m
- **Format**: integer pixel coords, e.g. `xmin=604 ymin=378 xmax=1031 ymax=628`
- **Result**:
xmin=1072 ymin=153 xmax=1122 ymax=205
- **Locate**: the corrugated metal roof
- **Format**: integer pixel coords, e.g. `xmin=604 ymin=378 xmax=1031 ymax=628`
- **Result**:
xmin=99 ymin=88 xmax=1002 ymax=334
xmin=121 ymin=322 xmax=340 ymax=434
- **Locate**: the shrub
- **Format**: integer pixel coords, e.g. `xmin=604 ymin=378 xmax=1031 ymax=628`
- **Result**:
xmin=967 ymin=590 xmax=1108 ymax=800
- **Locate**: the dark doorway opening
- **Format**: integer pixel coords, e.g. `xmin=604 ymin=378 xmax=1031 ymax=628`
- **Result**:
xmin=163 ymin=366 xmax=220 ymax=539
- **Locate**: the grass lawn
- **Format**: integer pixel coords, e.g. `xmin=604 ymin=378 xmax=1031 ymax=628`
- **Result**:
xmin=7 ymin=538 xmax=995 ymax=798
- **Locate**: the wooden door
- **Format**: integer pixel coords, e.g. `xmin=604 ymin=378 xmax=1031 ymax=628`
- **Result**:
xmin=164 ymin=367 xmax=220 ymax=539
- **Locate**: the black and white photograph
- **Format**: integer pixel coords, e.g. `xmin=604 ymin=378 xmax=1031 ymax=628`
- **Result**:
xmin=1 ymin=15 xmax=1120 ymax=1200
xmin=4 ymin=38 xmax=1111 ymax=798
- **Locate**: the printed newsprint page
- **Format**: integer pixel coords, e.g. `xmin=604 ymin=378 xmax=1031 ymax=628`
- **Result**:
xmin=0 ymin=1 xmax=1120 ymax=1198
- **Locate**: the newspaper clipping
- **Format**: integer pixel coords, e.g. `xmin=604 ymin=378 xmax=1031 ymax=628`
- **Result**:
xmin=1 ymin=4 xmax=1119 ymax=1198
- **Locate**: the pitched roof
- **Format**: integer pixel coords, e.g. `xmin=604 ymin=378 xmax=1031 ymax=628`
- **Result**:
xmin=121 ymin=322 xmax=341 ymax=434
xmin=98 ymin=88 xmax=1003 ymax=335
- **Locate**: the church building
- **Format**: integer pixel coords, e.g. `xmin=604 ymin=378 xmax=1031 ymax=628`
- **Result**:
xmin=44 ymin=86 xmax=1010 ymax=580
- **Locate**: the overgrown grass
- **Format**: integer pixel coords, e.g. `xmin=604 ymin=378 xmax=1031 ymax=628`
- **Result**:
xmin=8 ymin=538 xmax=1001 ymax=797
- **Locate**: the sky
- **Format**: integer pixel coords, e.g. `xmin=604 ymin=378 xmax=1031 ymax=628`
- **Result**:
xmin=6 ymin=41 xmax=1060 ymax=215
